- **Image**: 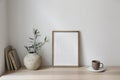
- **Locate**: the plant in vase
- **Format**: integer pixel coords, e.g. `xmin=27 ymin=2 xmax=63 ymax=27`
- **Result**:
xmin=24 ymin=28 xmax=47 ymax=70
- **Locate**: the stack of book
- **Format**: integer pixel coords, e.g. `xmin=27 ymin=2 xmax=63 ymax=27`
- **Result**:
xmin=4 ymin=46 xmax=21 ymax=71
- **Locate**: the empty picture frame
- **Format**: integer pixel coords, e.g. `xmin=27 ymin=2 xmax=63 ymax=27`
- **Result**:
xmin=52 ymin=31 xmax=80 ymax=67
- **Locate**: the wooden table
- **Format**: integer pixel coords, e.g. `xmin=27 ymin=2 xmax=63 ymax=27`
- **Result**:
xmin=0 ymin=67 xmax=120 ymax=80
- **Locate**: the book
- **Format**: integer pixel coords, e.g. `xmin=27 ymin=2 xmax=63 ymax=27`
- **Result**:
xmin=8 ymin=50 xmax=17 ymax=70
xmin=11 ymin=49 xmax=21 ymax=69
xmin=4 ymin=46 xmax=21 ymax=72
xmin=8 ymin=51 xmax=15 ymax=71
xmin=4 ymin=46 xmax=12 ymax=71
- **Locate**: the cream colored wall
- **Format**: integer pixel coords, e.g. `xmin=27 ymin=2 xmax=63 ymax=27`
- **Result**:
xmin=0 ymin=0 xmax=8 ymax=75
xmin=8 ymin=0 xmax=120 ymax=66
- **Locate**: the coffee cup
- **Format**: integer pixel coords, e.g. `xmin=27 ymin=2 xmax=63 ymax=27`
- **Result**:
xmin=92 ymin=60 xmax=104 ymax=70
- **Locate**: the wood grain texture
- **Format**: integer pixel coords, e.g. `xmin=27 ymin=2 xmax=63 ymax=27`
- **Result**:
xmin=1 ymin=67 xmax=120 ymax=80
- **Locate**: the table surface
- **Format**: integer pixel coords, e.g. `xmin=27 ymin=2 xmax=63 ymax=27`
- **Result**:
xmin=1 ymin=66 xmax=120 ymax=80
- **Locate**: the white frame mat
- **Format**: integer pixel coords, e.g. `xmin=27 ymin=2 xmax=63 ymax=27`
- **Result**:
xmin=52 ymin=31 xmax=80 ymax=67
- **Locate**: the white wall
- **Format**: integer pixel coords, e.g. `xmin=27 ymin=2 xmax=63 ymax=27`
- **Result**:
xmin=8 ymin=0 xmax=120 ymax=66
xmin=0 ymin=0 xmax=8 ymax=75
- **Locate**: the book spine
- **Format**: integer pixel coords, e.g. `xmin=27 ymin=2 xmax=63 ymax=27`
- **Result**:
xmin=12 ymin=49 xmax=21 ymax=69
xmin=8 ymin=51 xmax=14 ymax=71
xmin=4 ymin=46 xmax=12 ymax=71
xmin=4 ymin=48 xmax=10 ymax=71
xmin=8 ymin=51 xmax=17 ymax=70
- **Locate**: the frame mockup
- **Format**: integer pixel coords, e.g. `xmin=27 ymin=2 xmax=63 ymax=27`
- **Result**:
xmin=52 ymin=31 xmax=80 ymax=67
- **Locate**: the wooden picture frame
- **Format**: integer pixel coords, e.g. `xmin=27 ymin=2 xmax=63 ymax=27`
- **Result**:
xmin=52 ymin=31 xmax=80 ymax=67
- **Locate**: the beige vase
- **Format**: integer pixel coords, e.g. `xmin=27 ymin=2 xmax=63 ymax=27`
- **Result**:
xmin=24 ymin=53 xmax=41 ymax=70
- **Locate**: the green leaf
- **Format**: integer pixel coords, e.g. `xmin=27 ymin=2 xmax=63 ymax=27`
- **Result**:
xmin=35 ymin=35 xmax=37 ymax=39
xmin=44 ymin=36 xmax=48 ymax=42
xmin=44 ymin=37 xmax=47 ymax=41
xmin=25 ymin=28 xmax=48 ymax=53
xmin=36 ymin=42 xmax=42 ymax=46
xmin=29 ymin=37 xmax=34 ymax=40
xmin=35 ymin=29 xmax=37 ymax=35
xmin=36 ymin=30 xmax=40 ymax=34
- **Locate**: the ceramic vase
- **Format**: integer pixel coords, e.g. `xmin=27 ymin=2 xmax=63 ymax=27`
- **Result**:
xmin=24 ymin=53 xmax=41 ymax=70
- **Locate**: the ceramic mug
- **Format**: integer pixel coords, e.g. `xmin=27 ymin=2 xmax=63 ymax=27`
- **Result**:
xmin=92 ymin=60 xmax=104 ymax=70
